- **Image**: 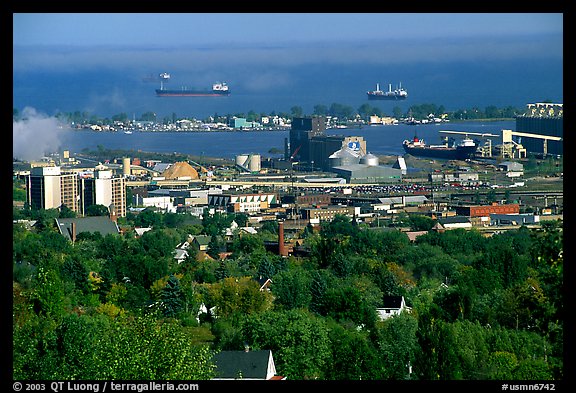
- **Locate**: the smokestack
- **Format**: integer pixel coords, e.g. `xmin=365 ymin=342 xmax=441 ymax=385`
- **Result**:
xmin=278 ymin=221 xmax=287 ymax=257
xmin=109 ymin=204 xmax=118 ymax=223
xmin=122 ymin=157 xmax=131 ymax=177
xmin=69 ymin=222 xmax=76 ymax=243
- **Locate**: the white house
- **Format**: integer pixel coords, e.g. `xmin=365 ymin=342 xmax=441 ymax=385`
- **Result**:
xmin=376 ymin=296 xmax=411 ymax=321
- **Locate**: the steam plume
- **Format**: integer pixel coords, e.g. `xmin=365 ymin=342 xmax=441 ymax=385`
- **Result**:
xmin=13 ymin=107 xmax=67 ymax=161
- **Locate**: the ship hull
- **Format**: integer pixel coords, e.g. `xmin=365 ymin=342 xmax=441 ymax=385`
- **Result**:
xmin=403 ymin=144 xmax=477 ymax=160
xmin=156 ymin=89 xmax=230 ymax=97
xmin=367 ymin=94 xmax=407 ymax=100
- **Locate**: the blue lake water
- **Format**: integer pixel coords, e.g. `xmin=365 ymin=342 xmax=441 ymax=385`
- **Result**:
xmin=58 ymin=120 xmax=515 ymax=159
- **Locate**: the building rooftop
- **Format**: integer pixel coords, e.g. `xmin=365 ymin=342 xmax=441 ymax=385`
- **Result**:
xmin=55 ymin=216 xmax=120 ymax=241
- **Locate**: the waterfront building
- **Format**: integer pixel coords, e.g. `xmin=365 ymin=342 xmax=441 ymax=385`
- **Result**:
xmin=515 ymin=103 xmax=563 ymax=156
xmin=289 ymin=117 xmax=369 ymax=171
xmin=289 ymin=117 xmax=326 ymax=163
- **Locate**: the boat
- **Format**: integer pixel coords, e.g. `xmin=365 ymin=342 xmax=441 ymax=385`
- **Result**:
xmin=367 ymin=82 xmax=407 ymax=100
xmin=402 ymin=134 xmax=477 ymax=160
xmin=156 ymin=82 xmax=231 ymax=97
xmin=155 ymin=73 xmax=230 ymax=97
xmin=124 ymin=130 xmax=133 ymax=134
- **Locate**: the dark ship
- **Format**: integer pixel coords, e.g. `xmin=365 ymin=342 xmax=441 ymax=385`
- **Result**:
xmin=155 ymin=73 xmax=230 ymax=97
xmin=402 ymin=134 xmax=477 ymax=160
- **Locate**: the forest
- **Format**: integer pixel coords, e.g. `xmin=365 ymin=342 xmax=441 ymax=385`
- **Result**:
xmin=12 ymin=206 xmax=563 ymax=380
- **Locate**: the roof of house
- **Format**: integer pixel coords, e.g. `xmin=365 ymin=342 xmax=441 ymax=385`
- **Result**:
xmin=239 ymin=227 xmax=258 ymax=235
xmin=256 ymin=277 xmax=272 ymax=290
xmin=173 ymin=249 xmax=189 ymax=260
xmin=213 ymin=350 xmax=274 ymax=379
xmin=55 ymin=216 xmax=120 ymax=241
xmin=134 ymin=227 xmax=153 ymax=236
xmin=405 ymin=231 xmax=428 ymax=242
xmin=382 ymin=295 xmax=404 ymax=309
xmin=192 ymin=235 xmax=212 ymax=246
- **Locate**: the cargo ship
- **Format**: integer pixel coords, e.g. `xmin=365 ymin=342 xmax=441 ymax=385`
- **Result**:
xmin=155 ymin=72 xmax=230 ymax=97
xmin=402 ymin=134 xmax=477 ymax=160
xmin=367 ymin=82 xmax=408 ymax=100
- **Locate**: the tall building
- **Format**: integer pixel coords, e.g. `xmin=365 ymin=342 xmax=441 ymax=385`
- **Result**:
xmin=26 ymin=166 xmax=126 ymax=217
xmin=26 ymin=166 xmax=66 ymax=210
xmin=515 ymin=103 xmax=563 ymax=156
xmin=60 ymin=172 xmax=80 ymax=213
xmin=289 ymin=117 xmax=368 ymax=171
xmin=289 ymin=117 xmax=326 ymax=162
xmin=80 ymin=170 xmax=126 ymax=217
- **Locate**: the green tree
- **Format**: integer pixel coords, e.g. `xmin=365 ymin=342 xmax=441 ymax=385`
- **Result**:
xmin=325 ymin=320 xmax=378 ymax=379
xmin=233 ymin=213 xmax=248 ymax=227
xmin=290 ymin=106 xmax=303 ymax=118
xmin=162 ymin=274 xmax=184 ymax=317
xmin=409 ymin=214 xmax=435 ymax=231
xmin=376 ymin=312 xmax=420 ymax=379
xmin=271 ymin=267 xmax=312 ymax=310
xmin=85 ymin=204 xmax=110 ymax=217
xmin=230 ymin=234 xmax=265 ymax=257
xmin=201 ymin=277 xmax=273 ymax=318
xmin=313 ymin=104 xmax=328 ymax=116
xmin=233 ymin=309 xmax=332 ymax=379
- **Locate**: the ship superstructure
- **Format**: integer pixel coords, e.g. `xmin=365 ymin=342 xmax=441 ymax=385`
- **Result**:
xmin=367 ymin=82 xmax=408 ymax=100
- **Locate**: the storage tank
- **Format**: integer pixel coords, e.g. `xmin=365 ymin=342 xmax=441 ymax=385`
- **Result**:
xmin=328 ymin=147 xmax=360 ymax=168
xmin=122 ymin=157 xmax=131 ymax=176
xmin=359 ymin=152 xmax=379 ymax=166
xmin=235 ymin=154 xmax=249 ymax=168
xmin=248 ymin=154 xmax=261 ymax=172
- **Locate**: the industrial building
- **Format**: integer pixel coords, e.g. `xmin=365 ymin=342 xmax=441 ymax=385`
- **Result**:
xmin=328 ymin=149 xmax=402 ymax=183
xmin=235 ymin=154 xmax=262 ymax=173
xmin=208 ymin=192 xmax=278 ymax=213
xmin=514 ymin=103 xmax=563 ymax=156
xmin=288 ymin=117 xmax=368 ymax=171
xmin=455 ymin=203 xmax=520 ymax=217
xmin=288 ymin=117 xmax=326 ymax=162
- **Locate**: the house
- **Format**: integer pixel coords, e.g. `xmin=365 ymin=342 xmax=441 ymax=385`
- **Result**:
xmin=212 ymin=349 xmax=285 ymax=380
xmin=405 ymin=230 xmax=428 ymax=242
xmin=134 ymin=227 xmax=153 ymax=237
xmin=239 ymin=226 xmax=258 ymax=235
xmin=256 ymin=277 xmax=272 ymax=291
xmin=191 ymin=235 xmax=211 ymax=252
xmin=376 ymin=296 xmax=411 ymax=321
xmin=55 ymin=216 xmax=120 ymax=242
xmin=173 ymin=248 xmax=189 ymax=264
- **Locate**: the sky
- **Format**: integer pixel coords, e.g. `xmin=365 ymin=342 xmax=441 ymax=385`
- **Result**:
xmin=13 ymin=13 xmax=563 ymax=70
xmin=13 ymin=13 xmax=563 ymax=160
xmin=13 ymin=13 xmax=563 ymax=47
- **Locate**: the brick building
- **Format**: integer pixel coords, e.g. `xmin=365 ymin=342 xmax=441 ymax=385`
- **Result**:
xmin=455 ymin=203 xmax=520 ymax=217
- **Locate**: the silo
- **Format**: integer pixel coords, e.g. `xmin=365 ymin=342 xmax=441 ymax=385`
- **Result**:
xmin=122 ymin=157 xmax=131 ymax=176
xmin=235 ymin=154 xmax=249 ymax=169
xmin=360 ymin=153 xmax=379 ymax=166
xmin=329 ymin=147 xmax=360 ymax=168
xmin=248 ymin=154 xmax=261 ymax=172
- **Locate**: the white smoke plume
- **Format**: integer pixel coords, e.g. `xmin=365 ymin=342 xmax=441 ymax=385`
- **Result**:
xmin=13 ymin=107 xmax=67 ymax=161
